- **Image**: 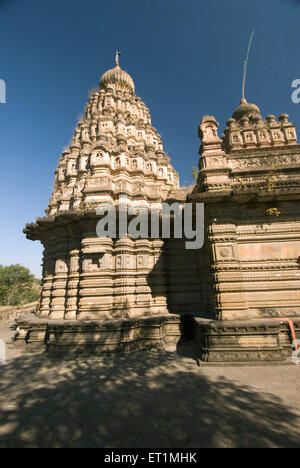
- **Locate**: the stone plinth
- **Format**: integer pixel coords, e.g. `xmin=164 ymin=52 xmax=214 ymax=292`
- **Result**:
xmin=14 ymin=314 xmax=300 ymax=363
xmin=15 ymin=315 xmax=182 ymax=354
xmin=194 ymin=318 xmax=300 ymax=363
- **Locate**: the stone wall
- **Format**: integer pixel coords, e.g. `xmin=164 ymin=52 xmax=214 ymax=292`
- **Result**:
xmin=192 ymin=104 xmax=300 ymax=321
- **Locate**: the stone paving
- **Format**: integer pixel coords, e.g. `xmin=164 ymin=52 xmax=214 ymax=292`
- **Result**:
xmin=0 ymin=321 xmax=299 ymax=448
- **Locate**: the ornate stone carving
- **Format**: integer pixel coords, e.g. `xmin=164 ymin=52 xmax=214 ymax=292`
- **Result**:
xmin=21 ymin=60 xmax=300 ymax=362
xmin=230 ymin=153 xmax=300 ymax=169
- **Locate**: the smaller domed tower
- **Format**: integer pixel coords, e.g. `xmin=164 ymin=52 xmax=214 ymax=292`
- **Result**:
xmin=191 ymin=95 xmax=300 ymax=361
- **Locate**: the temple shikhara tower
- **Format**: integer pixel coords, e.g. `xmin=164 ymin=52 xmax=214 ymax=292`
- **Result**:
xmin=24 ymin=52 xmax=183 ymax=323
xmin=19 ymin=54 xmax=300 ymax=362
xmin=20 ymin=53 xmax=201 ymax=353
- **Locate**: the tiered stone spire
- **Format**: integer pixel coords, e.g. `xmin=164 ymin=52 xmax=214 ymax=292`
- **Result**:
xmin=23 ymin=56 xmax=187 ymax=324
xmin=47 ymin=53 xmax=179 ymax=216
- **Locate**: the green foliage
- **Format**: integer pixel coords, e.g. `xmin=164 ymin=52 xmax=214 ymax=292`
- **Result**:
xmin=259 ymin=175 xmax=276 ymax=192
xmin=236 ymin=163 xmax=281 ymax=194
xmin=260 ymin=164 xmax=281 ymax=217
xmin=236 ymin=164 xmax=281 ymax=217
xmin=236 ymin=177 xmax=248 ymax=191
xmin=259 ymin=163 xmax=280 ymax=193
xmin=266 ymin=208 xmax=280 ymax=217
xmin=192 ymin=166 xmax=199 ymax=182
xmin=0 ymin=264 xmax=40 ymax=306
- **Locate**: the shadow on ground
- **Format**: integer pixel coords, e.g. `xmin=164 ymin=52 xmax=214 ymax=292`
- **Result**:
xmin=0 ymin=351 xmax=299 ymax=448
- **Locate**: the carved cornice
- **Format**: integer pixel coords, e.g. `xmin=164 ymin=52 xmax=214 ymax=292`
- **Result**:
xmin=229 ymin=152 xmax=300 ymax=170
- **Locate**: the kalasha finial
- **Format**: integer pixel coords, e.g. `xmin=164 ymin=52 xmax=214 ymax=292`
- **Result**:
xmin=115 ymin=50 xmax=121 ymax=67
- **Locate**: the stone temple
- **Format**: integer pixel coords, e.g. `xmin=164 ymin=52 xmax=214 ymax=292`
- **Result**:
xmin=18 ymin=53 xmax=300 ymax=362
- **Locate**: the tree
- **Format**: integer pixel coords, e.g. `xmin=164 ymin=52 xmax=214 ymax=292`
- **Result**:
xmin=0 ymin=264 xmax=40 ymax=306
xmin=192 ymin=166 xmax=199 ymax=182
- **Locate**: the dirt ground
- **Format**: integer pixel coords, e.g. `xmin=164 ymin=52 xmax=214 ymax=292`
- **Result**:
xmin=0 ymin=320 xmax=300 ymax=448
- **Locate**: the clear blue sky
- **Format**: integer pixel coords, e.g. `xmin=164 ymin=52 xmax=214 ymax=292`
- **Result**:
xmin=0 ymin=0 xmax=299 ymax=278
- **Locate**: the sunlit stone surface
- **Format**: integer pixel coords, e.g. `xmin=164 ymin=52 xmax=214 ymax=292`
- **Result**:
xmin=19 ymin=61 xmax=300 ymax=361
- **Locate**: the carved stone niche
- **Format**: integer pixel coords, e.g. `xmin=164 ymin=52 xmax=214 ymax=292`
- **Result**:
xmin=81 ymin=127 xmax=90 ymax=142
xmin=115 ymin=254 xmax=135 ymax=271
xmin=66 ymin=159 xmax=77 ymax=177
xmin=242 ymin=130 xmax=257 ymax=146
xmin=278 ymin=114 xmax=297 ymax=144
xmin=137 ymin=255 xmax=149 ymax=270
xmin=198 ymin=116 xmax=221 ymax=143
xmin=270 ymin=129 xmax=284 ymax=146
xmin=284 ymin=127 xmax=297 ymax=143
xmin=90 ymin=149 xmax=109 ymax=167
xmin=215 ymin=244 xmax=236 ymax=262
xmin=157 ymin=167 xmax=166 ymax=179
xmin=83 ymin=254 xmax=105 ymax=272
xmin=256 ymin=127 xmax=271 ymax=146
xmin=58 ymin=166 xmax=67 ymax=182
xmin=131 ymin=158 xmax=138 ymax=170
xmin=79 ymin=155 xmax=88 ymax=172
xmin=230 ymin=132 xmax=243 ymax=147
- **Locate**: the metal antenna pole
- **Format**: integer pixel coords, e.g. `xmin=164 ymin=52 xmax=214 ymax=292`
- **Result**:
xmin=242 ymin=30 xmax=255 ymax=101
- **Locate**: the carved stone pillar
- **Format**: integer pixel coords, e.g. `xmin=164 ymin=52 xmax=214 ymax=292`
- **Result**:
xmin=78 ymin=231 xmax=114 ymax=320
xmin=65 ymin=239 xmax=81 ymax=320
xmin=49 ymin=236 xmax=69 ymax=319
xmin=39 ymin=242 xmax=55 ymax=318
xmin=113 ymin=236 xmax=135 ymax=317
xmin=148 ymin=239 xmax=168 ymax=314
